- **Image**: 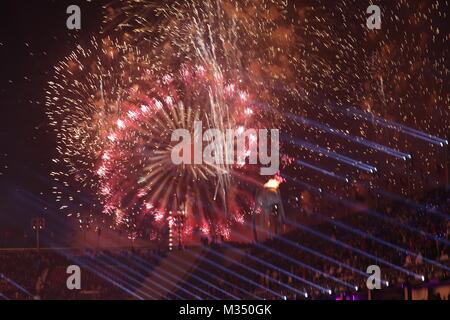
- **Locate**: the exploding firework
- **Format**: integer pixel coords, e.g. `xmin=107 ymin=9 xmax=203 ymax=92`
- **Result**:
xmin=46 ymin=32 xmax=270 ymax=238
xmin=46 ymin=37 xmax=158 ymax=228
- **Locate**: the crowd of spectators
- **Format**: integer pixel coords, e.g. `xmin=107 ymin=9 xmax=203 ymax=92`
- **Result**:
xmin=0 ymin=248 xmax=164 ymax=299
xmin=171 ymin=186 xmax=449 ymax=300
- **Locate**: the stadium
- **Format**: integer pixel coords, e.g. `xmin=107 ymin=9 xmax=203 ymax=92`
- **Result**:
xmin=0 ymin=0 xmax=448 ymax=307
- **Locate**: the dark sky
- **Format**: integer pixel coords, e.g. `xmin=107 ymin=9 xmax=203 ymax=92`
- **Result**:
xmin=0 ymin=0 xmax=106 ymax=234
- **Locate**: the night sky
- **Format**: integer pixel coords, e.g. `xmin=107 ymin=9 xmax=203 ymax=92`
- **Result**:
xmin=0 ymin=0 xmax=107 ymax=238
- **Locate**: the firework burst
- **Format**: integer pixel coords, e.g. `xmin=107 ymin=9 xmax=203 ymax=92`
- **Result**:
xmin=46 ymin=31 xmax=268 ymax=238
